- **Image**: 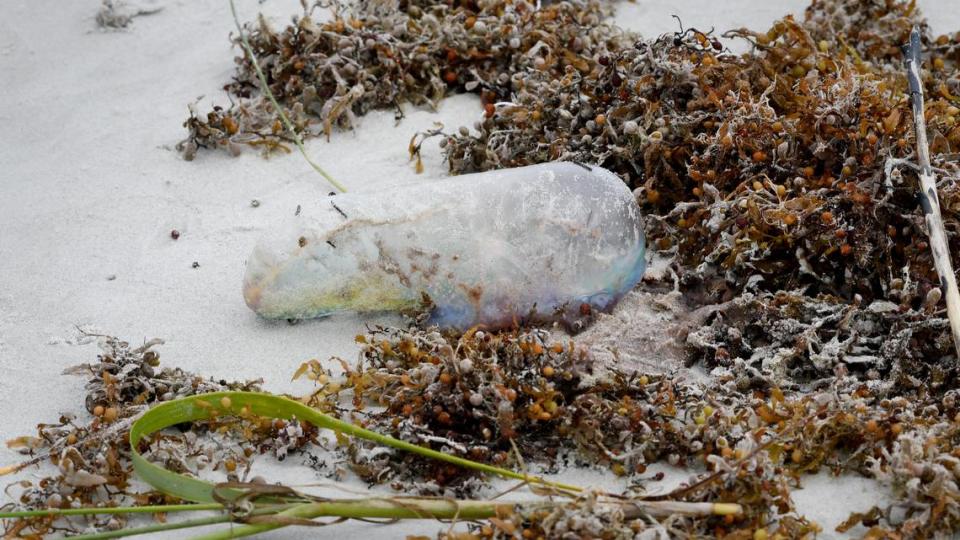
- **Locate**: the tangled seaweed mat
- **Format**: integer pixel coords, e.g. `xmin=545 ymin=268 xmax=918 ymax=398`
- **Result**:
xmin=179 ymin=0 xmax=960 ymax=423
xmin=5 ymin=324 xmax=960 ymax=538
xmin=6 ymin=0 xmax=960 ymax=538
xmin=174 ymin=0 xmax=960 ymax=536
xmin=182 ymin=0 xmax=960 ymax=370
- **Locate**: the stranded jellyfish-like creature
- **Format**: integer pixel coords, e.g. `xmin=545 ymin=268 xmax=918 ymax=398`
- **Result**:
xmin=243 ymin=162 xmax=646 ymax=330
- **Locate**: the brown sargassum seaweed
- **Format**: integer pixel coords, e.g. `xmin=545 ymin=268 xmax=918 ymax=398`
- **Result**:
xmin=182 ymin=0 xmax=960 ymax=313
xmin=5 ymin=327 xmax=960 ymax=538
xmin=65 ymin=0 xmax=953 ymax=537
xmin=181 ymin=0 xmax=960 ymax=392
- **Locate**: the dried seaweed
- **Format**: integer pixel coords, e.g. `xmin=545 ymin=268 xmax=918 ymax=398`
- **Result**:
xmin=181 ymin=0 xmax=960 ymax=312
xmin=444 ymin=2 xmax=960 ymax=309
xmin=96 ymin=0 xmax=163 ymax=30
xmin=32 ymin=0 xmax=960 ymax=537
xmin=685 ymin=290 xmax=958 ymax=385
xmin=177 ymin=0 xmax=620 ymax=159
xmin=10 ymin=323 xmax=960 ymax=537
xmin=1 ymin=336 xmax=267 ymax=538
xmin=314 ymin=325 xmax=960 ymax=538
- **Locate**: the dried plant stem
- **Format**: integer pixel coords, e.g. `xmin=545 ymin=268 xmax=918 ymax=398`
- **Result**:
xmin=905 ymin=26 xmax=960 ymax=359
xmin=0 ymin=503 xmax=224 ymax=519
xmin=68 ymin=514 xmax=237 ymax=540
xmin=189 ymin=498 xmax=742 ymax=540
xmin=227 ymin=0 xmax=347 ymax=193
xmin=21 ymin=497 xmax=740 ymax=540
xmin=1 ymin=411 xmax=145 ymax=478
xmin=627 ymin=501 xmax=743 ymax=518
xmin=188 ymin=498 xmax=512 ymax=540
xmin=121 ymin=392 xmax=741 ymax=539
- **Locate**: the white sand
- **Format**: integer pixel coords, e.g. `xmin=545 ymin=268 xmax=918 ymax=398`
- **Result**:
xmin=1 ymin=0 xmax=955 ymax=537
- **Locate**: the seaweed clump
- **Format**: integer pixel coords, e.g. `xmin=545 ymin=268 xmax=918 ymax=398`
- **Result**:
xmin=0 ymin=336 xmax=285 ymax=538
xmin=9 ymin=327 xmax=960 ymax=537
xmin=296 ymin=324 xmax=960 ymax=538
xmin=443 ymin=0 xmax=960 ymax=309
xmin=685 ymin=290 xmax=958 ymax=385
xmin=178 ymin=0 xmax=621 ymax=159
xmin=182 ymin=0 xmax=960 ymax=314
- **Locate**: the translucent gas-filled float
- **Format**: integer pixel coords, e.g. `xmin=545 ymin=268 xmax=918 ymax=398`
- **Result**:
xmin=243 ymin=162 xmax=646 ymax=330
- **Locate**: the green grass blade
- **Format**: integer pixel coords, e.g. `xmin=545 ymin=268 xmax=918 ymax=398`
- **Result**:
xmin=129 ymin=391 xmax=581 ymax=505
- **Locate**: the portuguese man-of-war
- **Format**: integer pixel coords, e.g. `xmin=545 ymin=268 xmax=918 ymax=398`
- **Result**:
xmin=243 ymin=162 xmax=646 ymax=330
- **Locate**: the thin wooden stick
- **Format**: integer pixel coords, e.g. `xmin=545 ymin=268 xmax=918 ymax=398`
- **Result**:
xmin=905 ymin=26 xmax=960 ymax=359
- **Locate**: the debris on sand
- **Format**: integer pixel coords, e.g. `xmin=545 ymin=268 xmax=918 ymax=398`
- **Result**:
xmin=95 ymin=0 xmax=163 ymax=30
xmin=1 ymin=336 xmax=266 ymax=537
xmin=7 ymin=322 xmax=960 ymax=538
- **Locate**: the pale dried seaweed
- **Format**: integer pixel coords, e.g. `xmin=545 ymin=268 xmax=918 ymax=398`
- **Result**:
xmin=684 ymin=290 xmax=957 ymax=385
xmin=1 ymin=336 xmax=265 ymax=538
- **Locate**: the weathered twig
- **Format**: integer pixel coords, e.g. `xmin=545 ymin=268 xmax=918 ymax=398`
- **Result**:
xmin=905 ymin=26 xmax=960 ymax=359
